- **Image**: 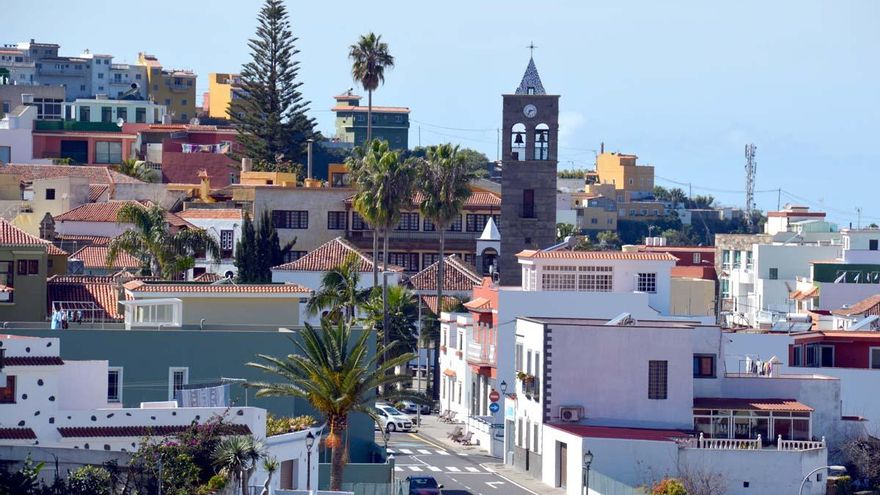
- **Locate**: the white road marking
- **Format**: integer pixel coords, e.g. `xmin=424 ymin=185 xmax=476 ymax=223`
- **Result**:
xmin=482 ymin=465 xmax=495 ymax=473
xmin=436 ymin=450 xmax=450 ymax=455
xmin=486 ymin=481 xmax=505 ymax=489
xmin=399 ymin=448 xmax=413 ymax=454
xmin=447 ymin=466 xmax=461 ymax=472
xmin=408 ymin=466 xmax=422 ymax=472
xmin=465 ymin=467 xmax=480 ymax=472
xmin=387 ymin=448 xmax=396 ymax=454
xmin=428 ymin=466 xmax=441 ymax=472
xmin=418 ymin=449 xmax=432 ymax=454
xmin=394 ymin=466 xmax=403 ymax=472
xmin=459 ymin=453 xmax=469 ymax=456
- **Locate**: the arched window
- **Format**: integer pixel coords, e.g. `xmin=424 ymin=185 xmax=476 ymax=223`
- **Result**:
xmin=534 ymin=123 xmax=550 ymax=160
xmin=481 ymin=248 xmax=498 ymax=275
xmin=510 ymin=123 xmax=526 ymax=161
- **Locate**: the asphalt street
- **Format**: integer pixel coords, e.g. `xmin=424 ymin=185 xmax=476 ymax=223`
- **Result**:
xmin=379 ymin=431 xmax=535 ymax=495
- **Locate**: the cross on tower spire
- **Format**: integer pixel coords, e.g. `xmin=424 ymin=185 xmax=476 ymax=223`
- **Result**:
xmin=527 ymin=41 xmax=537 ymax=58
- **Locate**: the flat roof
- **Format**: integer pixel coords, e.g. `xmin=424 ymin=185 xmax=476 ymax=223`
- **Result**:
xmin=517 ymin=316 xmax=699 ymax=329
xmin=548 ymin=423 xmax=692 ymax=442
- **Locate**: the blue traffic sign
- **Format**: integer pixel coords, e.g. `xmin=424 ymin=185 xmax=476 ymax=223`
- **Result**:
xmin=489 ymin=402 xmax=500 ymax=413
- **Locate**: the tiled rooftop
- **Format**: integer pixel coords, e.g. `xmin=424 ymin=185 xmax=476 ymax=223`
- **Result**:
xmin=345 ymin=191 xmax=501 ymax=209
xmin=831 ymin=294 xmax=880 ymax=316
xmin=47 ymin=275 xmax=122 ymax=320
xmin=0 ymin=163 xmax=143 ymax=185
xmin=272 ymin=237 xmax=403 ymax=272
xmin=0 ymin=428 xmax=37 ymax=440
xmin=123 ymin=280 xmax=312 ymax=294
xmin=516 ymin=250 xmax=679 ymax=261
xmin=71 ymin=245 xmax=140 ymax=270
xmin=693 ymin=397 xmax=813 ymax=412
xmin=0 ymin=218 xmax=67 ymax=256
xmin=54 ymin=201 xmax=195 ymax=229
xmin=548 ymin=424 xmax=691 ymax=442
xmin=3 ymin=356 xmax=65 ymax=366
xmin=57 ymin=424 xmax=251 ymax=438
xmin=409 ymin=255 xmax=482 ymax=291
xmin=178 ymin=208 xmax=243 ymax=220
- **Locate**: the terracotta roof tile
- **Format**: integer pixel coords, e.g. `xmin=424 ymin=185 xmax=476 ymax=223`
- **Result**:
xmin=47 ymin=277 xmax=122 ymax=320
xmin=0 ymin=218 xmax=67 ymax=255
xmin=58 ymin=424 xmax=251 ymax=438
xmin=0 ymin=428 xmax=37 ymax=440
xmin=516 ymin=250 xmax=679 ymax=261
xmin=463 ymin=297 xmax=493 ymax=312
xmin=71 ymin=245 xmax=141 ymax=270
xmin=123 ymin=280 xmax=311 ymax=294
xmin=272 ymin=237 xmax=403 ymax=272
xmin=419 ymin=295 xmax=461 ymax=315
xmin=345 ymin=191 xmax=501 ymax=209
xmin=178 ymin=208 xmax=243 ymax=220
xmin=832 ymin=294 xmax=880 ymax=317
xmin=193 ymin=272 xmax=222 ymax=282
xmin=548 ymin=424 xmax=692 ymax=442
xmin=410 ymin=255 xmax=482 ymax=291
xmin=0 ymin=163 xmax=143 ymax=184
xmin=3 ymin=356 xmax=64 ymax=366
xmin=56 ymin=235 xmax=113 ymax=246
xmin=693 ymin=397 xmax=813 ymax=412
xmin=88 ymin=184 xmax=109 ymax=202
xmin=54 ymin=201 xmax=195 ymax=229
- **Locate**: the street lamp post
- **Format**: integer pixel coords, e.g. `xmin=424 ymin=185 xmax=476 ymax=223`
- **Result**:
xmin=582 ymin=450 xmax=593 ymax=495
xmin=305 ymin=431 xmax=316 ymax=491
xmin=799 ymin=465 xmax=845 ymax=495
xmin=500 ymin=380 xmax=509 ymax=464
xmin=382 ymin=428 xmax=391 ymax=458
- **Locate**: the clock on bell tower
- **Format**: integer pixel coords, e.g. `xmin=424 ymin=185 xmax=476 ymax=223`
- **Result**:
xmin=498 ymin=55 xmax=560 ymax=286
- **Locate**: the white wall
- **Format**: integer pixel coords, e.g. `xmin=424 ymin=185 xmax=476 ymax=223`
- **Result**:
xmin=55 ymin=220 xmax=131 ymax=238
xmin=58 ymin=360 xmax=111 ymax=410
xmin=0 ymin=105 xmax=50 ymax=163
xmin=182 ymin=216 xmax=242 ymax=277
xmin=260 ymin=426 xmax=323 ymax=492
xmin=819 ymin=283 xmax=880 ymax=312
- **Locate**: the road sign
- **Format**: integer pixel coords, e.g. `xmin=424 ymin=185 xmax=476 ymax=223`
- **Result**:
xmin=489 ymin=402 xmax=500 ymax=413
xmin=489 ymin=390 xmax=500 ymax=402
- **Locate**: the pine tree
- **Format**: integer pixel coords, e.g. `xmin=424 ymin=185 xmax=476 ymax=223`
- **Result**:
xmin=230 ymin=0 xmax=319 ymax=170
xmin=235 ymin=213 xmax=258 ymax=283
xmin=255 ymin=210 xmax=283 ymax=283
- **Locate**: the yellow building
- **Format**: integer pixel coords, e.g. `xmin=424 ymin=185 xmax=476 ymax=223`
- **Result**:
xmin=206 ymin=73 xmax=244 ymax=119
xmin=138 ymin=53 xmax=197 ymax=123
xmin=594 ymin=151 xmax=655 ymax=201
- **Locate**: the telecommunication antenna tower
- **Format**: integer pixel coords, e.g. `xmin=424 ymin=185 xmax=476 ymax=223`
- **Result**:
xmin=744 ymin=144 xmax=757 ymax=231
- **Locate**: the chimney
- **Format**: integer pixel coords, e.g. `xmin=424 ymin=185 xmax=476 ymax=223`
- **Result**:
xmin=197 ymin=169 xmax=210 ymax=201
xmin=600 ymin=142 xmax=605 ymax=154
xmin=241 ymin=157 xmax=252 ymax=173
xmin=306 ymin=138 xmax=314 ymax=179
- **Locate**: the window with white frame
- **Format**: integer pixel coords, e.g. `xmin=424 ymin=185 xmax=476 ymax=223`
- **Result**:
xmin=220 ymin=230 xmax=234 ymax=258
xmin=693 ymin=253 xmax=702 ymax=264
xmin=108 ymin=367 xmax=123 ymax=403
xmin=541 ymin=266 xmax=577 ymax=291
xmin=168 ymin=367 xmax=189 ymax=401
xmin=637 ymin=272 xmax=657 ymax=293
xmin=396 ymin=212 xmax=420 ymax=231
xmin=515 ymin=342 xmax=523 ymax=371
xmin=578 ymin=266 xmax=613 ymax=292
xmin=648 ymin=360 xmax=668 ymax=400
xmin=95 ymin=141 xmax=122 ymax=164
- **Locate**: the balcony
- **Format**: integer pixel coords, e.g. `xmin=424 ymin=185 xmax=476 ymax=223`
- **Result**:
xmin=681 ymin=433 xmax=825 ymax=452
xmin=34 ymin=120 xmax=121 ymax=132
xmin=466 ymin=341 xmax=496 ymax=367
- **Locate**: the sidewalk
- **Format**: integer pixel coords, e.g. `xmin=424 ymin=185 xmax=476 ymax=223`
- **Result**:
xmin=413 ymin=415 xmax=566 ymax=495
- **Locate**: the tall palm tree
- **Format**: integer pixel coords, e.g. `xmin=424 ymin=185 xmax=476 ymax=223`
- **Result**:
xmin=115 ymin=159 xmax=159 ymax=183
xmin=246 ymin=318 xmax=417 ymax=491
xmin=306 ymin=253 xmax=371 ymax=323
xmin=213 ymin=436 xmax=265 ymax=495
xmin=416 ymin=144 xmax=481 ymax=399
xmin=362 ymin=285 xmax=419 ymax=359
xmin=348 ymin=32 xmax=394 ymax=144
xmin=106 ymin=203 xmax=220 ymax=279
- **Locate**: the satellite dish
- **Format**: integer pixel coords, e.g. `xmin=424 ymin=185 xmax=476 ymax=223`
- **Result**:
xmin=116 ymin=118 xmax=125 ymax=128
xmin=189 ymin=118 xmax=200 ymax=125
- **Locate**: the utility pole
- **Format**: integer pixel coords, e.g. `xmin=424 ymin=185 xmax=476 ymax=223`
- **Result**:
xmin=496 ymin=128 xmax=500 ymax=162
xmin=777 ymin=188 xmax=782 ymax=211
xmin=744 ymin=144 xmax=757 ymax=232
xmin=857 ymin=207 xmax=863 ymax=229
xmin=418 ymin=126 xmax=421 ymax=147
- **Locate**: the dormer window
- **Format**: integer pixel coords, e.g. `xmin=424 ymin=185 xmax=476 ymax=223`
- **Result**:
xmin=527 ymin=87 xmax=536 ymax=95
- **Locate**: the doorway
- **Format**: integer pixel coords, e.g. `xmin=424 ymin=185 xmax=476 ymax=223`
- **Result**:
xmin=557 ymin=441 xmax=567 ymax=488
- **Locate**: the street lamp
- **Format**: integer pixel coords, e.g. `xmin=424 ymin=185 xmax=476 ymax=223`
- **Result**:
xmin=799 ymin=465 xmax=845 ymax=495
xmin=305 ymin=431 xmax=316 ymax=491
xmin=500 ymin=381 xmax=508 ymax=394
xmin=582 ymin=450 xmax=593 ymax=495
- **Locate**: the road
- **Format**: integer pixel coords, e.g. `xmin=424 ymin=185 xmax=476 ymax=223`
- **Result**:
xmin=380 ymin=430 xmax=535 ymax=495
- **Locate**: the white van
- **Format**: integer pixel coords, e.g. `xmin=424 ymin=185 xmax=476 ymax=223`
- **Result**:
xmin=375 ymin=403 xmax=413 ymax=432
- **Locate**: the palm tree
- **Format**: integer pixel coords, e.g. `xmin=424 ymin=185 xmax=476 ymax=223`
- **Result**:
xmin=306 ymin=253 xmax=371 ymax=323
xmin=106 ymin=203 xmax=220 ymax=279
xmin=416 ymin=143 xmax=481 ymax=399
xmin=115 ymin=159 xmax=159 ymax=183
xmin=213 ymin=436 xmax=265 ymax=495
xmin=246 ymin=318 xmax=417 ymax=491
xmin=259 ymin=456 xmax=279 ymax=495
xmin=348 ymin=32 xmax=394 ymax=144
xmin=362 ymin=285 xmax=418 ymax=359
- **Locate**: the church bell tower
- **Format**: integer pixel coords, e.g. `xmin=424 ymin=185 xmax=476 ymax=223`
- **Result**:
xmin=499 ymin=55 xmax=559 ymax=285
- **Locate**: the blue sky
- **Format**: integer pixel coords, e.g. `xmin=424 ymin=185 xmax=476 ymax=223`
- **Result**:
xmin=6 ymin=0 xmax=879 ymax=225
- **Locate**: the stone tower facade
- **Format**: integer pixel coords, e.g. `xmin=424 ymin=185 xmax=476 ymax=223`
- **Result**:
xmin=499 ymin=58 xmax=559 ymax=285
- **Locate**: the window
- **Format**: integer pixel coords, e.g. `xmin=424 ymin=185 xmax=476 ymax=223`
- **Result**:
xmin=42 ymin=187 xmax=56 ymax=201
xmin=648 ymin=360 xmax=668 ymax=399
xmin=805 ymin=344 xmax=834 ymax=368
xmin=396 ymin=212 xmax=420 ymax=231
xmin=590 ymin=217 xmax=598 ymax=224
xmin=871 ymin=348 xmax=880 ymax=369
xmin=327 ymin=211 xmax=347 ymax=230
xmin=693 ymin=354 xmax=716 ymax=378
xmin=108 ymin=367 xmax=123 ymax=403
xmin=101 ymin=106 xmax=112 ymax=123
xmin=79 ymin=106 xmax=90 ymax=122
xmin=168 ymin=367 xmax=189 ymax=401
xmin=388 ymin=252 xmax=419 ymax=272
xmin=95 ymin=141 xmax=122 ymax=164
xmin=220 ymin=230 xmax=234 ymax=258
xmin=425 ymin=215 xmax=462 ymax=232
xmin=542 ymin=272 xmax=576 ymax=291
xmin=0 ymin=261 xmax=13 ymax=302
xmin=769 ymin=268 xmax=778 ymax=280
xmin=114 ymin=73 xmax=122 ymax=83
xmin=117 ymin=107 xmax=127 ymax=121
xmin=870 ymin=239 xmax=878 ymax=251
xmin=0 ymin=146 xmax=10 ymax=164
xmin=351 ymin=212 xmax=370 ymax=230
xmin=281 ymin=251 xmax=307 ymax=263
xmin=0 ymin=375 xmax=15 ymax=404
xmin=271 ymin=210 xmax=308 ymax=229
xmin=577 ymin=266 xmax=613 ymax=292
xmin=181 ymin=99 xmax=188 ymax=106
xmin=135 ymin=107 xmax=146 ymax=123
xmin=515 ymin=343 xmax=523 ymax=371
xmin=522 ymin=189 xmax=535 ymax=218
xmin=637 ymin=272 xmax=657 ymax=293
xmin=135 ymin=74 xmax=142 ymax=80
xmin=422 ymin=253 xmax=440 ymax=269
xmin=466 ymin=214 xmax=494 ymax=233
xmin=693 ymin=253 xmax=702 ymax=264
xmin=17 ymin=259 xmax=39 ymax=276
xmin=164 ymin=98 xmax=171 ymax=106
xmin=534 ymin=124 xmax=550 ymax=160
xmin=98 ymin=72 xmax=104 ymax=79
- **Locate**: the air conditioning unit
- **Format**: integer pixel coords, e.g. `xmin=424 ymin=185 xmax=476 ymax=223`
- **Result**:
xmin=559 ymin=406 xmax=583 ymax=422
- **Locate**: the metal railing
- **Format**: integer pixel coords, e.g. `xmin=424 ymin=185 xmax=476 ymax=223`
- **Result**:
xmin=466 ymin=341 xmax=496 ymax=366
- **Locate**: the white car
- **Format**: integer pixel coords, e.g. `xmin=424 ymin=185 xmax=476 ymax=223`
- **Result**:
xmin=375 ymin=403 xmax=413 ymax=432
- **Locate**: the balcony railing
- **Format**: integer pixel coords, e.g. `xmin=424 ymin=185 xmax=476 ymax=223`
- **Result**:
xmin=466 ymin=341 xmax=496 ymax=366
xmin=778 ymin=435 xmax=825 ymax=451
xmin=681 ymin=433 xmax=826 ymax=452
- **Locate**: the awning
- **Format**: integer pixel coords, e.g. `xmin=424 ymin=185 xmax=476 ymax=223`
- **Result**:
xmin=789 ymin=286 xmax=819 ymax=301
xmin=443 ymin=368 xmax=457 ymax=378
xmin=463 ymin=297 xmax=493 ymax=312
xmin=694 ymin=397 xmax=813 ymax=412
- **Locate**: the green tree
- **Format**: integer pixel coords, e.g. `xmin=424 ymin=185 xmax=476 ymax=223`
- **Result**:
xmin=236 ymin=211 xmax=295 ymax=283
xmin=306 ymin=253 xmax=372 ymax=322
xmin=116 ymin=159 xmax=159 ymax=182
xmin=597 ymin=230 xmax=621 ymax=250
xmin=234 ymin=212 xmax=258 ymax=283
xmin=229 ymin=0 xmax=318 ymax=168
xmin=556 ymin=223 xmax=578 ymax=242
xmin=247 ymin=318 xmax=416 ymax=491
xmin=687 ymin=194 xmax=715 ymax=209
xmin=213 ymin=436 xmax=266 ymax=495
xmin=415 ymin=143 xmax=481 ymax=399
xmin=362 ymin=285 xmax=419 ymax=359
xmin=348 ymin=32 xmax=394 ymax=144
xmin=67 ymin=465 xmax=112 ymax=495
xmin=106 ymin=203 xmax=220 ymax=278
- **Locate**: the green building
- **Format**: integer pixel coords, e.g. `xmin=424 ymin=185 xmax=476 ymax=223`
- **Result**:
xmin=331 ymin=91 xmax=409 ymax=150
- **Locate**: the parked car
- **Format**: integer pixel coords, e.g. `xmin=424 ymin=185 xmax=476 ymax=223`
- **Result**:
xmin=375 ymin=402 xmax=413 ymax=432
xmin=398 ymin=400 xmax=431 ymax=415
xmin=406 ymin=475 xmax=443 ymax=495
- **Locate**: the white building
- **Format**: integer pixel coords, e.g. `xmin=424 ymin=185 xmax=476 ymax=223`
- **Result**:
xmin=65 ymin=97 xmax=165 ymax=124
xmin=0 ymin=104 xmax=52 ymax=164
xmin=0 ymin=333 xmax=321 ymax=490
xmin=177 ymin=208 xmax=244 ymax=279
xmin=511 ymin=316 xmax=838 ymax=495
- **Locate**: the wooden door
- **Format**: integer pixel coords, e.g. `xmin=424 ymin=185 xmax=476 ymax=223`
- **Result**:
xmin=558 ymin=442 xmax=567 ymax=488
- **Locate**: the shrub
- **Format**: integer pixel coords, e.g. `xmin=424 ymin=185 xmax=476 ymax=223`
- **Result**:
xmin=652 ymin=478 xmax=687 ymax=495
xmin=67 ymin=465 xmax=112 ymax=495
xmin=266 ymin=414 xmax=316 ymax=436
xmin=207 ymin=472 xmax=228 ymax=490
